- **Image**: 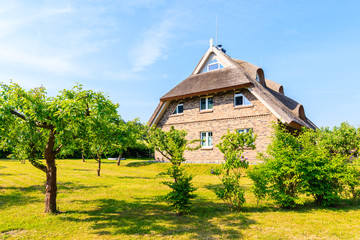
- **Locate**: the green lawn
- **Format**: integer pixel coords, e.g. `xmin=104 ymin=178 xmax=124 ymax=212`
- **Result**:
xmin=0 ymin=159 xmax=359 ymax=239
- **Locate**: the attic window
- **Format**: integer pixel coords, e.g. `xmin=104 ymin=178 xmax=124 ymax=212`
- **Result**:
xmin=202 ymin=59 xmax=224 ymax=73
xmin=172 ymin=102 xmax=183 ymax=115
xmin=234 ymin=93 xmax=252 ymax=106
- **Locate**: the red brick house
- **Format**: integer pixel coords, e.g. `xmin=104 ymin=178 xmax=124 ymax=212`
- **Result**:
xmin=149 ymin=40 xmax=316 ymax=163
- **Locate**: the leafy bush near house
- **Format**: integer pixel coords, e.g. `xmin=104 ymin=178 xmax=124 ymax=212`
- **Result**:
xmin=249 ymin=124 xmax=302 ymax=208
xmin=146 ymin=126 xmax=200 ymax=215
xmin=212 ymin=129 xmax=256 ymax=211
xmin=249 ymin=123 xmax=360 ymax=208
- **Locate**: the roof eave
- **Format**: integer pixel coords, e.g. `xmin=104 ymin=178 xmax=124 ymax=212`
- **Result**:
xmin=160 ymin=83 xmax=253 ymax=102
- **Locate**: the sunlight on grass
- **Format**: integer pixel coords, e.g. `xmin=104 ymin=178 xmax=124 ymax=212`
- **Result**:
xmin=0 ymin=159 xmax=359 ymax=239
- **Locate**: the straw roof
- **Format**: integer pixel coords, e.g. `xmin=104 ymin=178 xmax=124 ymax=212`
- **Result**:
xmin=149 ymin=45 xmax=316 ymax=130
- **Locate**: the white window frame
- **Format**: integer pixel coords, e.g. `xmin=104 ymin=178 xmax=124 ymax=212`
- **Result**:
xmin=172 ymin=102 xmax=183 ymax=115
xmin=234 ymin=92 xmax=252 ymax=107
xmin=237 ymin=128 xmax=252 ymax=134
xmin=200 ymin=132 xmax=213 ymax=148
xmin=200 ymin=96 xmax=213 ymax=111
xmin=202 ymin=59 xmax=224 ymax=73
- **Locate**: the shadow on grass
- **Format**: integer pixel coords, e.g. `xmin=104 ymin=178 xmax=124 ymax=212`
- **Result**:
xmin=0 ymin=173 xmax=13 ymax=176
xmin=58 ymin=182 xmax=106 ymax=191
xmin=125 ymin=161 xmax=159 ymax=167
xmin=0 ymin=190 xmax=40 ymax=210
xmin=72 ymin=168 xmax=92 ymax=172
xmin=117 ymin=176 xmax=153 ymax=180
xmin=63 ymin=198 xmax=254 ymax=238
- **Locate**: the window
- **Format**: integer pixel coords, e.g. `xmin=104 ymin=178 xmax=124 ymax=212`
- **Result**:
xmin=172 ymin=102 xmax=183 ymax=115
xmin=256 ymin=73 xmax=260 ymax=82
xmin=202 ymin=59 xmax=224 ymax=73
xmin=234 ymin=93 xmax=251 ymax=106
xmin=200 ymin=97 xmax=213 ymax=111
xmin=237 ymin=128 xmax=252 ymax=134
xmin=201 ymin=132 xmax=213 ymax=148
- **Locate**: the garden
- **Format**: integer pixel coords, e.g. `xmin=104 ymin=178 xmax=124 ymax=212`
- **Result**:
xmin=0 ymin=83 xmax=360 ymax=239
xmin=1 ymin=158 xmax=360 ymax=239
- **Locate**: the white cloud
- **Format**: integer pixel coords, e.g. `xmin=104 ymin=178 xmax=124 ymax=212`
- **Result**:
xmin=131 ymin=19 xmax=176 ymax=72
xmin=0 ymin=46 xmax=72 ymax=73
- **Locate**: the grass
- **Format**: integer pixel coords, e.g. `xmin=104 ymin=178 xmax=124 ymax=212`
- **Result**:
xmin=0 ymin=159 xmax=360 ymax=239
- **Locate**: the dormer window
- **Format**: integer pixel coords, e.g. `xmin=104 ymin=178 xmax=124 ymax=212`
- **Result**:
xmin=234 ymin=93 xmax=252 ymax=106
xmin=172 ymin=102 xmax=183 ymax=115
xmin=202 ymin=59 xmax=224 ymax=73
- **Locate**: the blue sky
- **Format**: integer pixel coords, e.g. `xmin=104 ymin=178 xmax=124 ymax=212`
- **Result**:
xmin=0 ymin=0 xmax=359 ymax=128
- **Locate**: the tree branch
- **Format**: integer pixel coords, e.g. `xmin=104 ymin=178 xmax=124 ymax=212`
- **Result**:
xmin=10 ymin=109 xmax=26 ymax=121
xmin=10 ymin=109 xmax=54 ymax=129
xmin=54 ymin=144 xmax=63 ymax=154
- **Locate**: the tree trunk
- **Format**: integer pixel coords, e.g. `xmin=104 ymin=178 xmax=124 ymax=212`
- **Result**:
xmin=116 ymin=153 xmax=122 ymax=166
xmin=44 ymin=129 xmax=58 ymax=213
xmin=82 ymin=151 xmax=85 ymax=162
xmin=97 ymin=153 xmax=101 ymax=176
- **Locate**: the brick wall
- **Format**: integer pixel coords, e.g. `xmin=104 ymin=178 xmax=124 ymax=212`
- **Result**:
xmin=155 ymin=88 xmax=277 ymax=163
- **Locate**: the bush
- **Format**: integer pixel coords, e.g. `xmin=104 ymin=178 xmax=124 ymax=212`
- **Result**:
xmin=249 ymin=124 xmax=302 ymax=208
xmin=146 ymin=126 xmax=200 ymax=215
xmin=249 ymin=123 xmax=360 ymax=208
xmin=160 ymin=165 xmax=196 ymax=216
xmin=212 ymin=130 xmax=256 ymax=211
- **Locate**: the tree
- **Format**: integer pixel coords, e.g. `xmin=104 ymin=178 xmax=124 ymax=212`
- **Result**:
xmin=212 ymin=129 xmax=256 ymax=211
xmin=318 ymin=122 xmax=360 ymax=157
xmin=0 ymin=82 xmax=119 ymax=213
xmin=114 ymin=119 xmax=143 ymax=166
xmin=85 ymin=107 xmax=122 ymax=176
xmin=146 ymin=126 xmax=200 ymax=215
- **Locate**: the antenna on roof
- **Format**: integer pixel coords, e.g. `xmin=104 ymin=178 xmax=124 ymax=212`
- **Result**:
xmin=216 ymin=15 xmax=218 ymax=46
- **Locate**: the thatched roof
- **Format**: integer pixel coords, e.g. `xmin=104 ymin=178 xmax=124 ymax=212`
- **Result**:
xmin=160 ymin=67 xmax=251 ymax=101
xmin=149 ymin=45 xmax=316 ymax=130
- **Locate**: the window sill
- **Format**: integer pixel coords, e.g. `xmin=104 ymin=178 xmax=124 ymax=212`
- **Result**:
xmin=234 ymin=105 xmax=253 ymax=109
xmin=201 ymin=147 xmax=213 ymax=150
xmin=199 ymin=109 xmax=213 ymax=114
xmin=169 ymin=113 xmax=184 ymax=117
xmin=243 ymin=147 xmax=254 ymax=150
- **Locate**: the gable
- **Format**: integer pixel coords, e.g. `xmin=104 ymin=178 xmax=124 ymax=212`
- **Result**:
xmin=200 ymin=54 xmax=224 ymax=73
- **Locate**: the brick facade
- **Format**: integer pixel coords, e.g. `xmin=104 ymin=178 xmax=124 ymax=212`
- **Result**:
xmin=155 ymin=88 xmax=278 ymax=163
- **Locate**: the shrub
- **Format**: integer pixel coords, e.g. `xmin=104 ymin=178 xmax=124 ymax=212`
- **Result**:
xmin=146 ymin=126 xmax=200 ymax=215
xmin=249 ymin=123 xmax=360 ymax=208
xmin=160 ymin=165 xmax=196 ymax=216
xmin=249 ymin=124 xmax=302 ymax=208
xmin=212 ymin=130 xmax=256 ymax=211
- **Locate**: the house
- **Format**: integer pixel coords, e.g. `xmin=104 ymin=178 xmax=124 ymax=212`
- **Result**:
xmin=149 ymin=39 xmax=316 ymax=163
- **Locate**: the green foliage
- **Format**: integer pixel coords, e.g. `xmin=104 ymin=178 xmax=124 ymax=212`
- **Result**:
xmin=212 ymin=130 xmax=256 ymax=211
xmin=146 ymin=126 xmax=200 ymax=166
xmin=318 ymin=122 xmax=360 ymax=157
xmin=252 ymin=124 xmax=302 ymax=208
xmin=0 ymin=82 xmax=127 ymax=211
xmin=146 ymin=126 xmax=200 ymax=215
xmin=249 ymin=123 xmax=360 ymax=208
xmin=160 ymin=165 xmax=197 ymax=216
xmin=247 ymin=165 xmax=268 ymax=206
